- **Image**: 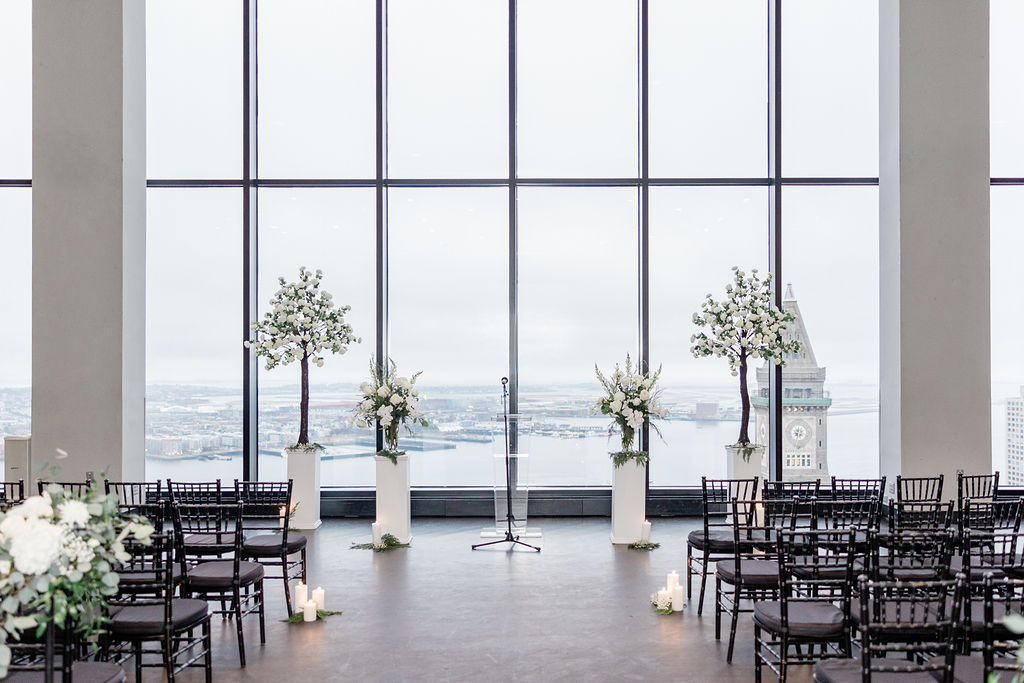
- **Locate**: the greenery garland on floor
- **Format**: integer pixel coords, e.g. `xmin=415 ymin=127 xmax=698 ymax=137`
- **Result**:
xmin=628 ymin=540 xmax=660 ymax=551
xmin=282 ymin=609 xmax=343 ymax=624
xmin=350 ymin=532 xmax=410 ymax=552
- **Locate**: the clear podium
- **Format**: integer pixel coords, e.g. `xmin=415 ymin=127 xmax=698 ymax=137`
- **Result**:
xmin=480 ymin=414 xmax=541 ymax=539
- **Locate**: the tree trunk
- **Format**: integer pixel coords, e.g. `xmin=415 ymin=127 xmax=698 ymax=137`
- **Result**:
xmin=737 ymin=352 xmax=750 ymax=445
xmin=298 ymin=351 xmax=309 ymax=446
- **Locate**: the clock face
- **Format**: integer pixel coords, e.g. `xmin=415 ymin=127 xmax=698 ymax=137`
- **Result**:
xmin=759 ymin=422 xmax=767 ymax=440
xmin=789 ymin=423 xmax=809 ymax=443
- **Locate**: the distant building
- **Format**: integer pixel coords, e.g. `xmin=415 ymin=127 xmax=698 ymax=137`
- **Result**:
xmin=1007 ymin=387 xmax=1024 ymax=485
xmin=752 ymin=284 xmax=832 ymax=482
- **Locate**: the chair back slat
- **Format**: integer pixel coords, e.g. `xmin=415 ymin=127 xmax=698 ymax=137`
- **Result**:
xmin=172 ymin=502 xmax=243 ymax=564
xmin=831 ymin=476 xmax=885 ymax=504
xmin=235 ymin=480 xmax=293 ymax=537
xmin=167 ymin=479 xmax=223 ymax=504
xmin=107 ymin=480 xmax=163 ymax=507
xmin=869 ymin=530 xmax=955 ymax=582
xmin=958 ymin=472 xmax=999 ymax=512
xmin=37 ymin=480 xmax=94 ymax=497
xmin=983 ymin=575 xmax=1024 ymax=679
xmin=0 ymin=480 xmax=24 ymax=509
xmin=813 ymin=498 xmax=880 ymax=532
xmin=889 ymin=500 xmax=954 ymax=531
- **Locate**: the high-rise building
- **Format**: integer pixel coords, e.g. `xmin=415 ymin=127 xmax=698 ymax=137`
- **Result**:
xmin=752 ymin=284 xmax=832 ymax=482
xmin=1007 ymin=387 xmax=1024 ymax=485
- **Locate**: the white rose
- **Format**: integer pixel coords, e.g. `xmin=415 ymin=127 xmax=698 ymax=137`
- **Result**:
xmin=9 ymin=520 xmax=63 ymax=575
xmin=613 ymin=391 xmax=625 ymax=402
xmin=377 ymin=386 xmax=390 ymax=398
xmin=390 ymin=394 xmax=404 ymax=405
xmin=640 ymin=390 xmax=651 ymax=400
xmin=609 ymin=400 xmax=622 ymax=413
xmin=357 ymin=419 xmax=367 ymax=429
xmin=57 ymin=500 xmax=91 ymax=527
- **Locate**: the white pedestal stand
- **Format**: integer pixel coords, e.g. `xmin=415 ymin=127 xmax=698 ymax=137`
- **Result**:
xmin=725 ymin=444 xmax=766 ymax=482
xmin=610 ymin=459 xmax=647 ymax=545
xmin=286 ymin=447 xmax=322 ymax=530
xmin=375 ymin=454 xmax=412 ymax=544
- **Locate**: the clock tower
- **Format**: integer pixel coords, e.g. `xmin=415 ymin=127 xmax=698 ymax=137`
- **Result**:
xmin=751 ymin=284 xmax=831 ymax=482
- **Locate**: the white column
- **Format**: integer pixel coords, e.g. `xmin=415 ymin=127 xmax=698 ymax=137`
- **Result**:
xmin=31 ymin=0 xmax=146 ymax=481
xmin=879 ymin=0 xmax=991 ymax=497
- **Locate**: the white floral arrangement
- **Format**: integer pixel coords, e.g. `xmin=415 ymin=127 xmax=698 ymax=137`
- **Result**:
xmin=0 ymin=482 xmax=154 ymax=676
xmin=245 ymin=266 xmax=361 ymax=450
xmin=650 ymin=590 xmax=674 ymax=615
xmin=594 ymin=354 xmax=667 ymax=468
xmin=690 ymin=267 xmax=801 ymax=459
xmin=349 ymin=358 xmax=428 ymax=465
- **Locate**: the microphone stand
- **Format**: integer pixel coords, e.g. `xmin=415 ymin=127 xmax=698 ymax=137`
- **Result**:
xmin=472 ymin=377 xmax=540 ymax=552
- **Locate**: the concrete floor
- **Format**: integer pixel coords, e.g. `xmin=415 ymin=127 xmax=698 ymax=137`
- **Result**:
xmin=166 ymin=517 xmax=815 ymax=682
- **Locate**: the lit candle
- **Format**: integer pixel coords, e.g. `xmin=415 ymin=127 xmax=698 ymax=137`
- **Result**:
xmin=279 ymin=506 xmax=287 ymax=530
xmin=294 ymin=582 xmax=308 ymax=612
xmin=657 ymin=587 xmax=671 ymax=609
xmin=671 ymin=585 xmax=684 ymax=612
xmin=303 ymin=599 xmax=317 ymax=622
xmin=371 ymin=521 xmax=383 ymax=547
xmin=667 ymin=570 xmax=680 ymax=590
xmin=641 ymin=520 xmax=652 ymax=543
xmin=312 ymin=586 xmax=325 ymax=611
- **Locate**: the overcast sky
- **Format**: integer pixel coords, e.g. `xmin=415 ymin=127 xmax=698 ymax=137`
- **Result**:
xmin=1 ymin=0 xmax=1023 ymax=406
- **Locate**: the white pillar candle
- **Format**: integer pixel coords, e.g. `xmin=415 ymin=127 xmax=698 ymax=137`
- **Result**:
xmin=312 ymin=586 xmax=325 ymax=611
xmin=279 ymin=506 xmax=287 ymax=530
xmin=371 ymin=521 xmax=383 ymax=547
xmin=641 ymin=520 xmax=652 ymax=542
xmin=667 ymin=570 xmax=680 ymax=590
xmin=671 ymin=585 xmax=685 ymax=612
xmin=294 ymin=582 xmax=308 ymax=612
xmin=303 ymin=599 xmax=317 ymax=622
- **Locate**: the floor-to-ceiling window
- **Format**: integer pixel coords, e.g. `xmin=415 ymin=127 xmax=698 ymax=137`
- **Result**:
xmin=991 ymin=0 xmax=1024 ymax=485
xmin=0 ymin=0 xmax=32 ymax=472
xmin=142 ymin=0 xmax=887 ymax=489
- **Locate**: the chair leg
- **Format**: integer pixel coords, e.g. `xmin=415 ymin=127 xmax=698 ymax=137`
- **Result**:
xmin=203 ymin=619 xmax=213 ymax=683
xmin=686 ymin=543 xmax=693 ymax=599
xmin=134 ymin=640 xmax=143 ymax=682
xmin=698 ymin=554 xmax=710 ymax=616
xmin=726 ymin=585 xmax=740 ymax=663
xmin=754 ymin=623 xmax=763 ymax=683
xmin=163 ymin=634 xmax=175 ymax=683
xmin=301 ymin=547 xmax=308 ymax=583
xmin=715 ymin=576 xmax=722 ymax=640
xmin=258 ymin=579 xmax=267 ymax=644
xmin=282 ymin=554 xmax=293 ymax=615
xmin=779 ymin=633 xmax=787 ymax=682
xmin=234 ymin=587 xmax=247 ymax=667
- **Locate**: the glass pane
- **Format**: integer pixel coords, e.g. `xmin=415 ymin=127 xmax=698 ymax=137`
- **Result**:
xmin=146 ymin=189 xmax=242 ymax=482
xmin=518 ymin=187 xmax=638 ymax=486
xmin=258 ymin=0 xmax=376 ymax=179
xmin=147 ymin=0 xmax=242 ymax=178
xmin=649 ymin=0 xmax=767 ymax=178
xmin=256 ymin=189 xmax=376 ymax=486
xmin=782 ymin=0 xmax=878 ymax=177
xmin=648 ymin=187 xmax=768 ymax=487
xmin=0 ymin=189 xmax=32 ymax=471
xmin=517 ymin=0 xmax=638 ymax=178
xmin=780 ymin=187 xmax=879 ymax=481
xmin=387 ymin=0 xmax=508 ymax=178
xmin=0 ymin=0 xmax=31 ymax=178
xmin=388 ymin=188 xmax=508 ymax=487
xmin=992 ymin=188 xmax=1024 ymax=481
xmin=991 ymin=0 xmax=1024 ymax=177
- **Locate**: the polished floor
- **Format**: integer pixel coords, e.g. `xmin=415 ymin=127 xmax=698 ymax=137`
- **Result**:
xmin=167 ymin=517 xmax=814 ymax=682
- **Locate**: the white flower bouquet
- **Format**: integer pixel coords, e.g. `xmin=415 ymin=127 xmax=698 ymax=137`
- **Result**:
xmin=349 ymin=358 xmax=428 ymax=465
xmin=0 ymin=482 xmax=155 ymax=676
xmin=594 ymin=354 xmax=667 ymax=468
xmin=245 ymin=266 xmax=361 ymax=450
xmin=690 ymin=267 xmax=801 ymax=460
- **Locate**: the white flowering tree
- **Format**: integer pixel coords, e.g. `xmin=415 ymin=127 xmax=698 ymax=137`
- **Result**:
xmin=690 ymin=267 xmax=801 ymax=453
xmin=594 ymin=354 xmax=668 ymax=467
xmin=245 ymin=267 xmax=360 ymax=449
xmin=350 ymin=358 xmax=428 ymax=464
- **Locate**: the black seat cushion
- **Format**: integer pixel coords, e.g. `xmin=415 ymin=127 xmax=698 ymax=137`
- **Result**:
xmin=182 ymin=533 xmax=236 ymax=554
xmin=849 ymin=601 xmax=951 ymax=638
xmin=753 ymin=600 xmax=845 ymax=638
xmin=715 ymin=559 xmax=780 ymax=588
xmin=118 ymin=563 xmax=182 ymax=588
xmin=242 ymin=533 xmax=307 ymax=556
xmin=873 ymin=558 xmax=944 ymax=581
xmin=960 ymin=598 xmax=1009 ymax=637
xmin=931 ymin=654 xmax=1021 ymax=682
xmin=110 ymin=598 xmax=208 ymax=637
xmin=791 ymin=556 xmax=863 ymax=580
xmin=5 ymin=661 xmax=127 ymax=683
xmin=813 ymin=658 xmax=945 ymax=682
xmin=185 ymin=560 xmax=264 ymax=590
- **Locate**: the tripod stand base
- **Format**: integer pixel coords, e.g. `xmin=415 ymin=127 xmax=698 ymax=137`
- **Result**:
xmin=472 ymin=531 xmax=541 ymax=552
xmin=479 ymin=526 xmax=542 ymax=539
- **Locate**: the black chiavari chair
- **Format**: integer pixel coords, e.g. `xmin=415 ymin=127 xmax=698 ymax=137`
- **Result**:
xmin=869 ymin=529 xmax=955 ymax=582
xmin=687 ymin=476 xmax=759 ymax=615
xmin=813 ymin=575 xmax=964 ymax=682
xmin=754 ymin=528 xmax=857 ymax=682
xmin=166 ymin=480 xmax=223 ymax=505
xmin=106 ymin=480 xmax=163 ymax=507
xmin=887 ymin=500 xmax=954 ymax=532
xmin=235 ymin=480 xmax=308 ymax=614
xmin=173 ymin=502 xmax=265 ymax=667
xmin=6 ymin=616 xmax=127 ymax=682
xmin=0 ymin=479 xmax=24 ymax=510
xmin=830 ymin=476 xmax=885 ymax=504
xmin=960 ymin=529 xmax=1023 ymax=648
xmin=37 ymin=480 xmax=93 ymax=497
